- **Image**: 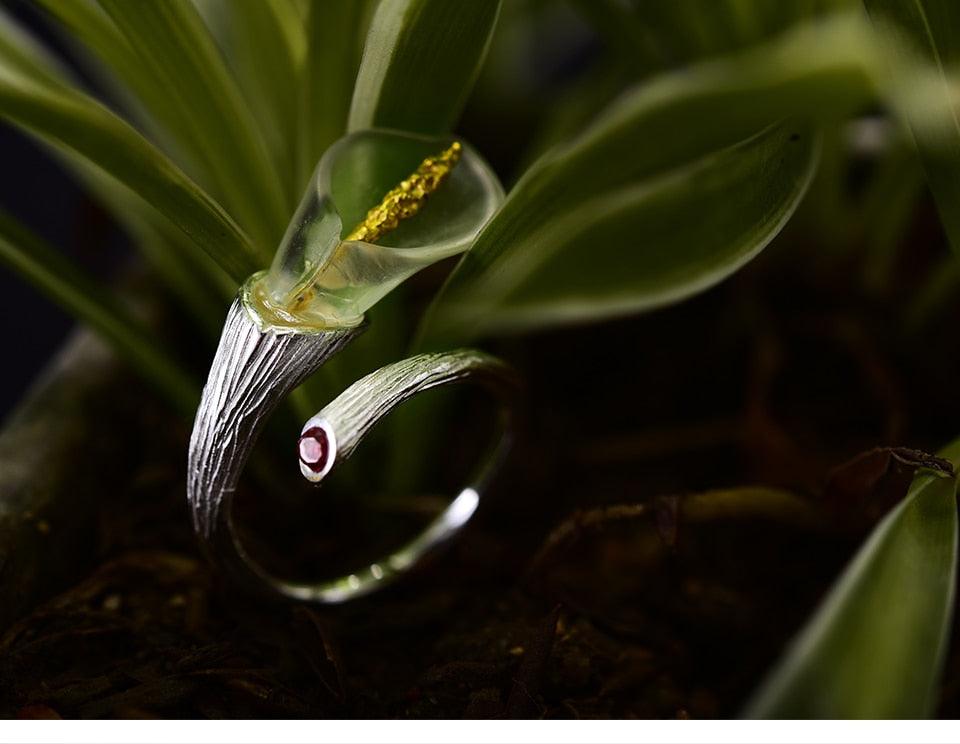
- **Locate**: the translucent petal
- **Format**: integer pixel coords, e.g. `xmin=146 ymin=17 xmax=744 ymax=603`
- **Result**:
xmin=248 ymin=129 xmax=503 ymax=329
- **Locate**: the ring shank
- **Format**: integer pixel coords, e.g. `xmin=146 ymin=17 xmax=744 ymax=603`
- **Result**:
xmin=187 ymin=299 xmax=516 ymax=603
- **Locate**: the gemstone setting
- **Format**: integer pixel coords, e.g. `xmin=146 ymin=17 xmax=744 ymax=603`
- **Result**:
xmin=298 ymin=424 xmax=334 ymax=483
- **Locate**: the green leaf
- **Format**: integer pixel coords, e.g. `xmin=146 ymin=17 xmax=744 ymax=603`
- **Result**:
xmin=0 ymin=40 xmax=258 ymax=282
xmin=518 ymin=59 xmax=635 ymax=171
xmin=613 ymin=0 xmax=856 ymax=66
xmin=0 ymin=211 xmax=199 ymax=417
xmin=98 ymin=0 xmax=288 ymax=255
xmin=419 ymin=13 xmax=885 ymax=344
xmin=0 ymin=6 xmax=240 ymax=305
xmin=566 ymin=0 xmax=656 ymax=75
xmin=0 ymin=7 xmax=70 ymax=86
xmin=62 ymin=153 xmax=233 ymax=332
xmin=33 ymin=0 xmax=174 ymax=135
xmin=430 ymin=123 xmax=818 ymax=335
xmin=299 ymin=0 xmax=372 ymax=187
xmin=860 ymin=143 xmax=925 ymax=293
xmin=745 ymin=444 xmax=960 ymax=718
xmin=194 ymin=0 xmax=303 ymax=207
xmin=862 ymin=0 xmax=960 ymax=258
xmin=348 ymin=0 xmax=502 ymax=134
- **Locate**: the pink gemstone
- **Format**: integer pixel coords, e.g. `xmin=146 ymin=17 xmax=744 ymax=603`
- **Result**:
xmin=298 ymin=426 xmax=329 ymax=473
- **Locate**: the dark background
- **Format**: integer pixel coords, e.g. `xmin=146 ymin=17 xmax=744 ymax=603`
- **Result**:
xmin=0 ymin=0 xmax=130 ymax=420
xmin=1 ymin=126 xmax=79 ymax=418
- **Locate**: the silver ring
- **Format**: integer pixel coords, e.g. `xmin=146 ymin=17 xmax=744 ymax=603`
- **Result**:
xmin=187 ymin=296 xmax=517 ymax=603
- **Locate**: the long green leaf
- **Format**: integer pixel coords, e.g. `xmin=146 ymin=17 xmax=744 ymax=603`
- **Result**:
xmin=430 ymin=123 xmax=817 ymax=335
xmin=61 ymin=152 xmax=232 ymax=333
xmin=300 ymin=0 xmax=371 ymax=187
xmin=746 ymin=445 xmax=959 ymax=718
xmin=860 ymin=143 xmax=925 ymax=293
xmin=98 ymin=0 xmax=288 ymax=255
xmin=0 ymin=6 xmax=237 ymax=311
xmin=0 ymin=55 xmax=257 ymax=282
xmin=194 ymin=0 xmax=303 ymax=207
xmin=863 ymin=0 xmax=960 ymax=258
xmin=602 ymin=0 xmax=856 ymax=68
xmin=0 ymin=212 xmax=199 ymax=416
xmin=348 ymin=0 xmax=502 ymax=134
xmin=419 ymin=12 xmax=886 ymax=344
xmin=32 ymin=0 xmax=183 ymax=151
xmin=0 ymin=7 xmax=70 ymax=86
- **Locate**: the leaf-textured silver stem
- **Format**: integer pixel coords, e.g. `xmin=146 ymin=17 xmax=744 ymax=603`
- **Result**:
xmin=187 ymin=296 xmax=517 ymax=604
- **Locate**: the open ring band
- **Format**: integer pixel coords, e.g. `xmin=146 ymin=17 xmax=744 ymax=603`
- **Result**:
xmin=187 ymin=298 xmax=517 ymax=603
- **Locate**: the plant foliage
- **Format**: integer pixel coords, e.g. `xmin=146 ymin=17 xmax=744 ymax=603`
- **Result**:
xmin=2 ymin=0 xmax=960 ymax=720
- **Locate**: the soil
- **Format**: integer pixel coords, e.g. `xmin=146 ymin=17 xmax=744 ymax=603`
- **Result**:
xmin=3 ymin=219 xmax=960 ymax=719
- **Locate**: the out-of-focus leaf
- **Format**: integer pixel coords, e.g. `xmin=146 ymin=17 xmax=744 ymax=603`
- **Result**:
xmin=567 ymin=0 xmax=656 ymax=74
xmin=433 ymin=123 xmax=817 ymax=334
xmin=0 ymin=7 xmax=236 ymax=320
xmin=348 ymin=0 xmax=502 ymax=134
xmin=33 ymin=2 xmax=167 ymax=120
xmin=420 ymin=13 xmax=887 ymax=344
xmin=860 ymin=141 xmax=925 ymax=292
xmin=906 ymin=255 xmax=960 ymax=328
xmin=98 ymin=0 xmax=287 ymax=255
xmin=863 ymin=0 xmax=960 ymax=258
xmin=518 ymin=59 xmax=634 ymax=171
xmin=0 ymin=53 xmax=257 ymax=282
xmin=642 ymin=0 xmax=855 ymax=64
xmin=0 ymin=211 xmax=199 ymax=416
xmin=745 ymin=441 xmax=959 ymax=718
xmin=64 ymin=153 xmax=233 ymax=331
xmin=33 ymin=0 xmax=219 ymax=201
xmin=192 ymin=0 xmax=302 ymax=208
xmin=299 ymin=0 xmax=371 ymax=188
xmin=0 ymin=7 xmax=70 ymax=85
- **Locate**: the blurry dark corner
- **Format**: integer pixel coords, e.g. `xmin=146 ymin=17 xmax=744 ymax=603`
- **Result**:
xmin=0 ymin=0 xmax=127 ymax=420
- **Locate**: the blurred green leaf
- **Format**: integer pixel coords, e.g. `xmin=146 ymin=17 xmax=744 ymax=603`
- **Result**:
xmin=0 ymin=211 xmax=199 ymax=416
xmin=0 ymin=7 xmax=70 ymax=85
xmin=430 ymin=123 xmax=818 ymax=334
xmin=63 ymin=153 xmax=233 ymax=332
xmin=746 ymin=444 xmax=959 ymax=718
xmin=33 ymin=0 xmax=183 ymax=146
xmin=0 ymin=7 xmax=235 ymax=325
xmin=98 ymin=0 xmax=288 ymax=255
xmin=0 ymin=42 xmax=257 ymax=283
xmin=567 ymin=0 xmax=656 ymax=74
xmin=348 ymin=0 xmax=502 ymax=134
xmin=299 ymin=0 xmax=372 ymax=187
xmin=637 ymin=0 xmax=856 ymax=64
xmin=863 ymin=0 xmax=960 ymax=257
xmin=518 ymin=58 xmax=634 ymax=171
xmin=192 ymin=0 xmax=303 ymax=208
xmin=860 ymin=140 xmax=925 ymax=293
xmin=420 ymin=13 xmax=886 ymax=343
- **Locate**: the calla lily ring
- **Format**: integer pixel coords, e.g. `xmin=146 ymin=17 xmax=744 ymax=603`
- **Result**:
xmin=187 ymin=130 xmax=518 ymax=603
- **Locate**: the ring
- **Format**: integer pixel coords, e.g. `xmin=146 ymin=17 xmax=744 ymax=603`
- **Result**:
xmin=187 ymin=293 xmax=517 ymax=603
xmin=187 ymin=129 xmax=514 ymax=602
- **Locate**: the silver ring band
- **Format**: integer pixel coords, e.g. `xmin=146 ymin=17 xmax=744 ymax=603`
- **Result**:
xmin=187 ymin=297 xmax=516 ymax=603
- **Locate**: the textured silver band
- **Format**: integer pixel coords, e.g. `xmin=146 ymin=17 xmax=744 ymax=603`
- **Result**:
xmin=187 ymin=297 xmax=516 ymax=603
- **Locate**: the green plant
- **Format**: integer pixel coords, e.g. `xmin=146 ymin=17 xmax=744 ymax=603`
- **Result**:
xmin=2 ymin=0 xmax=960 ymax=718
